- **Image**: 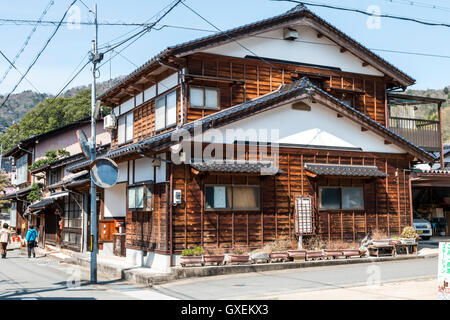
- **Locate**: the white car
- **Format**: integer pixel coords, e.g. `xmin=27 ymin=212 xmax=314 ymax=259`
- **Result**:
xmin=413 ymin=219 xmax=432 ymax=240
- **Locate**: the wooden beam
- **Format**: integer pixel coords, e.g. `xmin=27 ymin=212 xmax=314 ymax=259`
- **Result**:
xmin=384 ymin=140 xmax=392 ymax=145
xmin=337 ymin=113 xmax=343 ymax=118
xmin=361 ymin=127 xmax=368 ymax=132
xmin=362 ymin=62 xmax=369 ymax=67
xmin=340 ymin=47 xmax=347 ymax=53
xmin=317 ymin=33 xmax=323 ymax=38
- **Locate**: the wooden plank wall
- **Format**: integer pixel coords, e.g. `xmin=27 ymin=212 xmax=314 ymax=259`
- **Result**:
xmin=125 ymin=182 xmax=169 ymax=252
xmin=185 ymin=53 xmax=387 ymax=126
xmin=171 ymin=147 xmax=412 ymax=252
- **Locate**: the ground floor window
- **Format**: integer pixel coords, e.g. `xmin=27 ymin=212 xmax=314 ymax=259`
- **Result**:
xmin=319 ymin=186 xmax=364 ymax=210
xmin=127 ymin=183 xmax=153 ymax=211
xmin=63 ymin=194 xmax=82 ymax=246
xmin=205 ymin=185 xmax=260 ymax=210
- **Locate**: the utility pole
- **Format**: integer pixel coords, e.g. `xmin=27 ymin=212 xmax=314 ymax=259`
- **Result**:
xmin=89 ymin=3 xmax=102 ymax=284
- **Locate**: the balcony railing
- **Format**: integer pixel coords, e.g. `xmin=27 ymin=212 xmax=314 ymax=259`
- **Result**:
xmin=388 ymin=117 xmax=441 ymax=151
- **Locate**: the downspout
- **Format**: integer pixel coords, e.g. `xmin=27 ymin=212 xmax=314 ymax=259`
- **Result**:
xmin=156 ymin=58 xmax=185 ymax=127
xmin=169 ymin=161 xmax=174 ymax=267
xmin=438 ymin=102 xmax=444 ymax=169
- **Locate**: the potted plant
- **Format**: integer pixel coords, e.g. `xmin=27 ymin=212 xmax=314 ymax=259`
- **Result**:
xmin=203 ymin=247 xmax=225 ymax=266
xmin=180 ymin=247 xmax=204 ymax=267
xmin=228 ymin=246 xmax=250 ymax=264
xmin=268 ymin=239 xmax=296 ymax=262
xmin=400 ymin=227 xmax=419 ymax=244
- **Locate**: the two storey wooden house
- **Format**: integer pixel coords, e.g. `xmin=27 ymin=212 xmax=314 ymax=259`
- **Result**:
xmin=73 ymin=4 xmax=441 ymax=269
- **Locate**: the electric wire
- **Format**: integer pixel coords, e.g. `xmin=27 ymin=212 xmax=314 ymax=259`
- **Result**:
xmin=0 ymin=0 xmax=79 ymax=110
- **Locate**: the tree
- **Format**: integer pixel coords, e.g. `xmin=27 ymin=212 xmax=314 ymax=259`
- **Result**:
xmin=444 ymin=87 xmax=449 ymax=95
xmin=0 ymin=172 xmax=11 ymax=206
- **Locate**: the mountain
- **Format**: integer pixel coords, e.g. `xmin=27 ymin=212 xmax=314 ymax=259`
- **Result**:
xmin=0 ymin=77 xmax=123 ymax=132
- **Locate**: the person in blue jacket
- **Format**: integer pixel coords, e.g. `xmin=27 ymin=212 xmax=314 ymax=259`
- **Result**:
xmin=26 ymin=226 xmax=38 ymax=258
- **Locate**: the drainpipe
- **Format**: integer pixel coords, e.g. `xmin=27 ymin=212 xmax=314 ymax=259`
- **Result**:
xmin=169 ymin=161 xmax=174 ymax=267
xmin=438 ymin=102 xmax=444 ymax=169
xmin=156 ymin=58 xmax=185 ymax=127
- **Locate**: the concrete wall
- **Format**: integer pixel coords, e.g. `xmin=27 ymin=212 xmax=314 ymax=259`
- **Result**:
xmin=34 ymin=122 xmax=110 ymax=161
xmin=126 ymin=248 xmax=172 ymax=272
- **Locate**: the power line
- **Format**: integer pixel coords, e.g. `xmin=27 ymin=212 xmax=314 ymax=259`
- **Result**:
xmin=0 ymin=0 xmax=54 ymax=87
xmin=98 ymin=0 xmax=183 ymax=71
xmin=274 ymin=0 xmax=450 ymax=28
xmin=0 ymin=0 xmax=79 ymax=111
xmin=380 ymin=0 xmax=450 ymax=13
xmin=0 ymin=49 xmax=42 ymax=93
xmin=154 ymin=24 xmax=450 ymax=60
xmin=180 ymin=1 xmax=284 ymax=73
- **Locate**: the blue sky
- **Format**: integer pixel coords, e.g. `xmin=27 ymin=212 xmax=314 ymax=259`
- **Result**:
xmin=0 ymin=0 xmax=449 ymax=96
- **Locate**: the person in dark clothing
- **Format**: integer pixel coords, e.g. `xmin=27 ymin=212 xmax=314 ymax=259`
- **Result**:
xmin=26 ymin=225 xmax=38 ymax=258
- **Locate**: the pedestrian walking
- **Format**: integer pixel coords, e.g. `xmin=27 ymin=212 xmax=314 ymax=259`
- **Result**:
xmin=0 ymin=223 xmax=11 ymax=259
xmin=26 ymin=225 xmax=38 ymax=258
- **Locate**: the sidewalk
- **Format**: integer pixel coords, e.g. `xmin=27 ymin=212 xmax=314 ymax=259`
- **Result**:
xmin=33 ymin=245 xmax=439 ymax=288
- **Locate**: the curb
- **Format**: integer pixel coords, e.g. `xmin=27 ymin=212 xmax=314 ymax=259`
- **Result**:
xmin=44 ymin=251 xmax=438 ymax=287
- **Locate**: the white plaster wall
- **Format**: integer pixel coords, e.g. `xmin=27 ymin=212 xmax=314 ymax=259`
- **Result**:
xmin=99 ymin=243 xmax=114 ymax=257
xmin=214 ymin=102 xmax=405 ymax=154
xmin=135 ymin=157 xmax=154 ymax=182
xmin=203 ymin=25 xmax=383 ymax=77
xmin=104 ymin=182 xmax=127 ymax=218
xmin=125 ymin=248 xmax=172 ymax=272
xmin=117 ymin=162 xmax=128 ymax=183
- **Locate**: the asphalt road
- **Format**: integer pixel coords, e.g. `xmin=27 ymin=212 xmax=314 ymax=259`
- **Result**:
xmin=0 ymin=249 xmax=438 ymax=300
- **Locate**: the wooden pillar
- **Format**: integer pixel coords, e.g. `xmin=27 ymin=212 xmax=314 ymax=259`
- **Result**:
xmin=438 ymin=102 xmax=445 ymax=169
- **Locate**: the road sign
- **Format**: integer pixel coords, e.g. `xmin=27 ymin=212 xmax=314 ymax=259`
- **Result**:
xmin=76 ymin=129 xmax=92 ymax=160
xmin=90 ymin=158 xmax=118 ymax=188
xmin=438 ymin=242 xmax=450 ymax=300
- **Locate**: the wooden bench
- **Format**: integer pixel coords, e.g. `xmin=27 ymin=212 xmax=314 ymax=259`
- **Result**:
xmin=368 ymin=245 xmax=395 ymax=257
xmin=394 ymin=243 xmax=418 ymax=255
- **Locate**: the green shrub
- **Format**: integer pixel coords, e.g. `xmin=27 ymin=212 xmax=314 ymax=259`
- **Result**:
xmin=401 ymin=226 xmax=419 ymax=239
xmin=181 ymin=246 xmax=204 ymax=256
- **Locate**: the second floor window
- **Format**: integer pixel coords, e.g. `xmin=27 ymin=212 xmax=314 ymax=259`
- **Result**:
xmin=155 ymin=90 xmax=177 ymax=131
xmin=190 ymin=87 xmax=219 ymax=109
xmin=118 ymin=112 xmax=133 ymax=145
xmin=16 ymin=154 xmax=28 ymax=185
xmin=48 ymin=169 xmax=61 ymax=186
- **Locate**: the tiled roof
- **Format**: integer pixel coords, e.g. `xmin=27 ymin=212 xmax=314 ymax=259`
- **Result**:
xmin=190 ymin=160 xmax=280 ymax=175
xmin=304 ymin=163 xmax=388 ymax=177
xmin=99 ymin=4 xmax=414 ymax=102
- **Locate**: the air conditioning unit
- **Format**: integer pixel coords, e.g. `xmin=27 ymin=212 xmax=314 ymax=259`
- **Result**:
xmin=283 ymin=27 xmax=298 ymax=41
xmin=103 ymin=114 xmax=117 ymax=130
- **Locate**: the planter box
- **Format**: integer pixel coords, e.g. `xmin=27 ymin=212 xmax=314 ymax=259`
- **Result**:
xmin=180 ymin=255 xmax=204 ymax=267
xmin=228 ymin=254 xmax=250 ymax=264
xmin=389 ymin=239 xmax=402 ymax=245
xmin=400 ymin=238 xmax=416 ymax=245
xmin=203 ymin=255 xmax=225 ymax=266
xmin=250 ymin=252 xmax=270 ymax=263
xmin=287 ymin=250 xmax=306 ymax=261
xmin=324 ymin=250 xmax=344 ymax=259
xmin=306 ymin=250 xmax=324 ymax=261
xmin=372 ymin=240 xmax=390 ymax=247
xmin=269 ymin=251 xmax=289 ymax=262
xmin=342 ymin=249 xmax=362 ymax=258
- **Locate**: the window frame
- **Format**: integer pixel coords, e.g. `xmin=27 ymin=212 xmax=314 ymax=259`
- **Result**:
xmin=189 ymin=86 xmax=220 ymax=110
xmin=117 ymin=111 xmax=134 ymax=146
xmin=155 ymin=89 xmax=178 ymax=132
xmin=127 ymin=182 xmax=154 ymax=212
xmin=318 ymin=186 xmax=364 ymax=211
xmin=16 ymin=154 xmax=28 ymax=185
xmin=205 ymin=184 xmax=260 ymax=212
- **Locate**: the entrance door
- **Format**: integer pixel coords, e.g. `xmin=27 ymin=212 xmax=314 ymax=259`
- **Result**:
xmin=44 ymin=213 xmax=57 ymax=245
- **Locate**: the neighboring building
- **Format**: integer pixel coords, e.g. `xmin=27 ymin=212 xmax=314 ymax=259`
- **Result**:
xmin=2 ymin=118 xmax=111 ymax=248
xmin=86 ymin=5 xmax=443 ymax=270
